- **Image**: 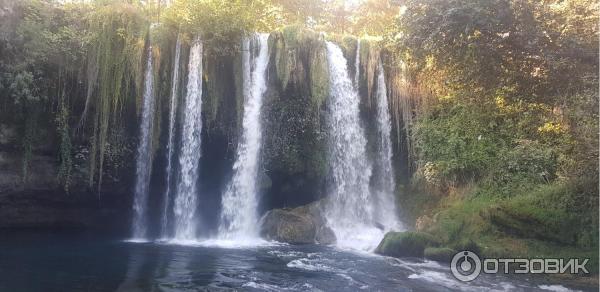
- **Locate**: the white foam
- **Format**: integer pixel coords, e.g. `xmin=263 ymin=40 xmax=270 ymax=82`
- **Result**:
xmin=407 ymin=271 xmax=481 ymax=292
xmin=336 ymin=273 xmax=368 ymax=289
xmin=538 ymin=285 xmax=578 ymax=292
xmin=332 ymin=225 xmax=387 ymax=252
xmin=498 ymin=282 xmax=517 ymax=291
xmin=123 ymin=238 xmax=151 ymax=243
xmin=242 ymin=281 xmax=281 ymax=291
xmin=389 ymin=258 xmax=445 ymax=269
xmin=267 ymin=250 xmax=305 ymax=258
xmin=163 ymin=238 xmax=279 ymax=249
xmin=287 ymin=258 xmax=340 ymax=273
xmin=199 ymin=238 xmax=278 ymax=248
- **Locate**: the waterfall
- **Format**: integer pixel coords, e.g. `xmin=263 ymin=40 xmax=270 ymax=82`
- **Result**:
xmin=354 ymin=40 xmax=360 ymax=87
xmin=131 ymin=48 xmax=156 ymax=240
xmin=373 ymin=60 xmax=401 ymax=231
xmin=324 ymin=42 xmax=380 ymax=251
xmin=218 ymin=33 xmax=269 ymax=240
xmin=160 ymin=35 xmax=182 ymax=239
xmin=173 ymin=39 xmax=203 ymax=241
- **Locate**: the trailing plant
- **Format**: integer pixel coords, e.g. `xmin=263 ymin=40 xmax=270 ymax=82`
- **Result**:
xmin=56 ymin=93 xmax=72 ymax=193
xmin=81 ymin=2 xmax=147 ymax=192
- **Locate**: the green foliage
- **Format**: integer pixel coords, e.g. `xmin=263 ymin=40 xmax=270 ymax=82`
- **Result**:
xmin=20 ymin=113 xmax=36 ymax=183
xmin=397 ymin=0 xmax=597 ymax=102
xmin=482 ymin=140 xmax=558 ymax=195
xmin=352 ymin=0 xmax=400 ymax=37
xmin=83 ymin=1 xmax=147 ymax=190
xmin=402 ymin=3 xmax=598 ymax=268
xmin=424 ymin=247 xmax=457 ymax=262
xmin=0 ymin=0 xmax=86 ymax=185
xmin=163 ymin=0 xmax=277 ymax=56
xmin=418 ymin=181 xmax=598 ymax=271
xmin=56 ymin=97 xmax=72 ymax=193
xmin=413 ymin=102 xmax=504 ymax=185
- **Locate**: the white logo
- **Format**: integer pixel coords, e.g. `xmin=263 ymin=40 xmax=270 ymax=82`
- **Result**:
xmin=450 ymin=250 xmax=589 ymax=282
xmin=451 ymin=251 xmax=482 ymax=282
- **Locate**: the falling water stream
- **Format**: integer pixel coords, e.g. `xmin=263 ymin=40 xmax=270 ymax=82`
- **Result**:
xmin=373 ymin=59 xmax=401 ymax=232
xmin=173 ymin=39 xmax=203 ymax=241
xmin=160 ymin=35 xmax=182 ymax=239
xmin=324 ymin=42 xmax=381 ymax=251
xmin=354 ymin=40 xmax=360 ymax=87
xmin=218 ymin=33 xmax=269 ymax=241
xmin=131 ymin=48 xmax=156 ymax=240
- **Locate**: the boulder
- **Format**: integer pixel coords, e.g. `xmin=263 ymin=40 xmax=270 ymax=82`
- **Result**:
xmin=315 ymin=225 xmax=336 ymax=244
xmin=424 ymin=247 xmax=457 ymax=263
xmin=375 ymin=231 xmax=439 ymax=258
xmin=260 ymin=208 xmax=315 ymax=244
xmin=259 ymin=200 xmax=336 ymax=244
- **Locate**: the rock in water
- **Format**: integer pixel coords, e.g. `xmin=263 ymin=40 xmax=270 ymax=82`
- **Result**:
xmin=259 ymin=201 xmax=336 ymax=245
xmin=260 ymin=209 xmax=315 ymax=244
xmin=424 ymin=247 xmax=457 ymax=263
xmin=374 ymin=231 xmax=439 ymax=258
xmin=315 ymin=225 xmax=336 ymax=244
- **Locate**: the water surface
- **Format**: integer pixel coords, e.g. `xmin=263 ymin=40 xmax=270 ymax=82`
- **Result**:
xmin=0 ymin=232 xmax=587 ymax=292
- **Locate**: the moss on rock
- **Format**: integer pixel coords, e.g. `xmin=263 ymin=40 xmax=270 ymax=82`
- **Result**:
xmin=262 ymin=26 xmax=330 ymax=207
xmin=424 ymin=247 xmax=457 ymax=262
xmin=308 ymin=40 xmax=329 ymax=108
xmin=260 ymin=200 xmax=335 ymax=244
xmin=375 ymin=231 xmax=440 ymax=258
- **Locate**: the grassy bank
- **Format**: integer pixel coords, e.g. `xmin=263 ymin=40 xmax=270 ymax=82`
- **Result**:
xmin=398 ymin=179 xmax=599 ymax=281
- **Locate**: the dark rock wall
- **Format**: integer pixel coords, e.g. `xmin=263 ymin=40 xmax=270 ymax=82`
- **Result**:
xmin=0 ymin=26 xmax=411 ymax=232
xmin=261 ymin=26 xmax=329 ymax=211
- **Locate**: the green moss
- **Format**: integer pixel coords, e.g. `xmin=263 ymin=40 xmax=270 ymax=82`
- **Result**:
xmin=83 ymin=4 xmax=148 ymax=191
xmin=270 ymin=25 xmax=326 ymax=97
xmin=270 ymin=31 xmax=291 ymax=90
xmin=308 ymin=41 xmax=329 ymax=108
xmin=56 ymin=97 xmax=72 ymax=193
xmin=375 ymin=231 xmax=440 ymax=258
xmin=412 ymin=182 xmax=598 ymax=274
xmin=424 ymin=247 xmax=457 ymax=262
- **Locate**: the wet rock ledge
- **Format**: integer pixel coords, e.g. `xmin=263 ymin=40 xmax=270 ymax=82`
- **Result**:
xmin=259 ymin=200 xmax=336 ymax=245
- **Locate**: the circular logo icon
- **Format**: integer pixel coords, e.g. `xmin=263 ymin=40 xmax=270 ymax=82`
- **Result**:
xmin=451 ymin=250 xmax=481 ymax=282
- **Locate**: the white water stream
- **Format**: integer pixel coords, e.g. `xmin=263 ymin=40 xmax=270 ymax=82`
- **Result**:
xmin=160 ymin=35 xmax=182 ymax=239
xmin=218 ymin=33 xmax=269 ymax=241
xmin=131 ymin=48 xmax=156 ymax=240
xmin=173 ymin=39 xmax=203 ymax=241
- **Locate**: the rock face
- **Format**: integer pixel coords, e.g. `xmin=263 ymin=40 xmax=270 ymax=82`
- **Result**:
xmin=0 ymin=130 xmax=130 ymax=232
xmin=261 ymin=26 xmax=330 ymax=209
xmin=0 ymin=189 xmax=129 ymax=233
xmin=375 ymin=231 xmax=439 ymax=258
xmin=0 ymin=151 xmax=59 ymax=193
xmin=259 ymin=200 xmax=336 ymax=244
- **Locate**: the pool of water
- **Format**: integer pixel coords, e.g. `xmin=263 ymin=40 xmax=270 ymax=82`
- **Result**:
xmin=0 ymin=232 xmax=588 ymax=291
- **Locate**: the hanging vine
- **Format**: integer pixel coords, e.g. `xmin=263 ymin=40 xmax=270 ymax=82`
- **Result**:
xmin=56 ymin=87 xmax=72 ymax=193
xmin=82 ymin=3 xmax=147 ymax=193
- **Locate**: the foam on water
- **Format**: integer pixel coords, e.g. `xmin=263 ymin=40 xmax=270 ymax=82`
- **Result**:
xmin=538 ymin=285 xmax=579 ymax=292
xmin=123 ymin=238 xmax=152 ymax=244
xmin=163 ymin=237 xmax=278 ymax=249
xmin=287 ymin=258 xmax=340 ymax=273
